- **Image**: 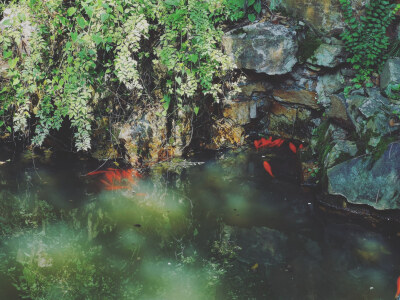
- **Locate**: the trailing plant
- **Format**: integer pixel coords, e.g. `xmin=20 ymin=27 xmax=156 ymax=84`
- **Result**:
xmin=339 ymin=0 xmax=400 ymax=95
xmin=385 ymin=82 xmax=400 ymax=100
xmin=0 ymin=0 xmax=241 ymax=151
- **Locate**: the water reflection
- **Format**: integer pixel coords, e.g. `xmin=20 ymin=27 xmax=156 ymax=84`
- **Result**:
xmin=0 ymin=149 xmax=399 ymax=299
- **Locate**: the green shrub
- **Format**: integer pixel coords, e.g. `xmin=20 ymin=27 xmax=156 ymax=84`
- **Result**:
xmin=339 ymin=0 xmax=400 ymax=94
xmin=0 ymin=0 xmax=244 ymax=150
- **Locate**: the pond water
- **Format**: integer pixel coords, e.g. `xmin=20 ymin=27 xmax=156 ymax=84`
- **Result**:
xmin=0 ymin=148 xmax=399 ymax=299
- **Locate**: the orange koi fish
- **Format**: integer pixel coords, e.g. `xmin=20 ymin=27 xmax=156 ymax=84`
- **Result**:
xmin=289 ymin=142 xmax=297 ymax=153
xmin=254 ymin=137 xmax=284 ymax=150
xmin=270 ymin=138 xmax=284 ymax=147
xmin=88 ymin=168 xmax=141 ymax=191
xmin=263 ymin=161 xmax=274 ymax=178
xmin=396 ymin=276 xmax=400 ymax=299
xmin=255 ymin=137 xmax=272 ymax=149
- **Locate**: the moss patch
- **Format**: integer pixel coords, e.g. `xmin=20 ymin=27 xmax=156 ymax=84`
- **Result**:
xmin=372 ymin=136 xmax=399 ymax=161
xmin=297 ymin=30 xmax=322 ymax=63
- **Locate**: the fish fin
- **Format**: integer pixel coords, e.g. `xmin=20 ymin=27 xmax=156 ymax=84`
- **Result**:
xmin=100 ymin=179 xmax=111 ymax=186
xmin=87 ymin=170 xmax=106 ymax=176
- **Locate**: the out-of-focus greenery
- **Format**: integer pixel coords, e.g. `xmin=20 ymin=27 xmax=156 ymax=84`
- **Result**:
xmin=0 ymin=184 xmax=238 ymax=299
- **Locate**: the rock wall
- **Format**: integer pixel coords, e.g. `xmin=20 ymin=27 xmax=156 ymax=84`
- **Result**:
xmin=218 ymin=17 xmax=400 ymax=212
xmin=280 ymin=0 xmax=367 ymax=34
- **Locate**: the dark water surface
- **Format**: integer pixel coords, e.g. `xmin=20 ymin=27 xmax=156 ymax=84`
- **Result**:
xmin=0 ymin=148 xmax=399 ymax=299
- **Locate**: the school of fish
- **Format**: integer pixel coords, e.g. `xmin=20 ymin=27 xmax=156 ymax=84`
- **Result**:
xmin=254 ymin=137 xmax=303 ymax=178
xmin=87 ymin=168 xmax=141 ymax=190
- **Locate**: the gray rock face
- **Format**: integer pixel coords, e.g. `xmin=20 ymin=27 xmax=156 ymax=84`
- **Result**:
xmin=380 ymin=58 xmax=400 ymax=93
xmin=222 ymin=22 xmax=298 ymax=75
xmin=324 ymin=140 xmax=358 ymax=169
xmin=307 ymin=44 xmax=345 ymax=68
xmin=316 ymin=71 xmax=345 ymax=109
xmin=267 ymin=101 xmax=313 ymax=141
xmin=346 ymin=88 xmax=400 ymax=149
xmin=117 ymin=104 xmax=193 ymax=165
xmin=327 ymin=142 xmax=400 ymax=210
xmin=318 ymin=72 xmax=344 ymax=94
xmin=326 ymin=95 xmax=351 ymax=125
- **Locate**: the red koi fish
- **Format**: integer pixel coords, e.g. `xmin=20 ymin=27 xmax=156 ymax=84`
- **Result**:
xmin=254 ymin=137 xmax=284 ymax=150
xmin=270 ymin=138 xmax=284 ymax=147
xmin=396 ymin=276 xmax=400 ymax=299
xmin=299 ymin=144 xmax=304 ymax=150
xmin=289 ymin=142 xmax=297 ymax=154
xmin=88 ymin=168 xmax=141 ymax=191
xmin=263 ymin=161 xmax=274 ymax=178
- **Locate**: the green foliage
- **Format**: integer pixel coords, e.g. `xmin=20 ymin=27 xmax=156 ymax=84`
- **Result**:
xmin=385 ymin=82 xmax=400 ymax=100
xmin=0 ymin=0 xmax=242 ymax=150
xmin=339 ymin=0 xmax=400 ymax=95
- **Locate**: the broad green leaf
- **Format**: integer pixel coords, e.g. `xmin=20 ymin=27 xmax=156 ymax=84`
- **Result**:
xmin=194 ymin=106 xmax=199 ymax=115
xmin=254 ymin=2 xmax=261 ymax=13
xmin=67 ymin=7 xmax=77 ymax=16
xmin=71 ymin=32 xmax=78 ymax=42
xmin=248 ymin=13 xmax=256 ymax=22
xmin=100 ymin=13 xmax=109 ymax=22
xmin=17 ymin=13 xmax=26 ymax=21
xmin=92 ymin=34 xmax=103 ymax=45
xmin=84 ymin=6 xmax=94 ymax=18
xmin=8 ymin=58 xmax=19 ymax=69
xmin=2 ymin=19 xmax=11 ymax=26
xmin=65 ymin=42 xmax=72 ymax=51
xmin=3 ymin=51 xmax=12 ymax=59
xmin=77 ymin=17 xmax=87 ymax=28
xmin=248 ymin=0 xmax=255 ymax=6
xmin=189 ymin=54 xmax=198 ymax=63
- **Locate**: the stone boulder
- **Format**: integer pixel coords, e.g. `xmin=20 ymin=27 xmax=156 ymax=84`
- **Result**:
xmin=380 ymin=58 xmax=400 ymax=99
xmin=307 ymin=43 xmax=346 ymax=68
xmin=223 ymin=79 xmax=271 ymax=123
xmin=327 ymin=142 xmax=400 ymax=210
xmin=117 ymin=104 xmax=192 ymax=166
xmin=272 ymin=89 xmax=320 ymax=110
xmin=324 ymin=140 xmax=357 ymax=169
xmin=222 ymin=22 xmax=298 ymax=75
xmin=206 ymin=118 xmax=245 ymax=150
xmin=346 ymin=89 xmax=400 ymax=148
xmin=326 ymin=94 xmax=351 ymax=126
xmin=267 ymin=101 xmax=313 ymax=141
xmin=280 ymin=0 xmax=367 ymax=34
